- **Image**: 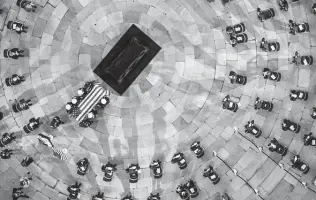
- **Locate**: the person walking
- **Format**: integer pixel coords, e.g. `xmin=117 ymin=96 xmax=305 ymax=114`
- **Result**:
xmin=0 ymin=149 xmax=14 ymax=159
xmin=20 ymin=172 xmax=32 ymax=188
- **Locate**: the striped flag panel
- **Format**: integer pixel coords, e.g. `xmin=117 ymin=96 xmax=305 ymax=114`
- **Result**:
xmin=75 ymin=84 xmax=107 ymax=122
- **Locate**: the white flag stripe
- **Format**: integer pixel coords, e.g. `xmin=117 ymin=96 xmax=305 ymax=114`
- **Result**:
xmin=77 ymin=90 xmax=106 ymax=121
xmin=78 ymin=85 xmax=101 ymax=109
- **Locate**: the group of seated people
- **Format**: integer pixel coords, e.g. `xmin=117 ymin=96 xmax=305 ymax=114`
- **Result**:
xmin=66 ymin=81 xmax=110 ymax=127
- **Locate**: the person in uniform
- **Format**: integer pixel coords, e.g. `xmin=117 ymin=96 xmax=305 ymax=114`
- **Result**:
xmin=0 ymin=132 xmax=16 ymax=147
xmin=23 ymin=117 xmax=41 ymax=133
xmin=77 ymin=158 xmax=90 ymax=175
xmin=5 ymin=74 xmax=25 ymax=86
xmin=0 ymin=149 xmax=14 ymax=159
xmin=12 ymin=99 xmax=32 ymax=112
xmin=20 ymin=172 xmax=32 ymax=188
xmin=12 ymin=187 xmax=29 ymax=200
xmin=50 ymin=116 xmax=65 ymax=129
xmin=92 ymin=192 xmax=105 ymax=200
xmin=311 ymin=107 xmax=316 ymax=119
xmin=67 ymin=182 xmax=81 ymax=200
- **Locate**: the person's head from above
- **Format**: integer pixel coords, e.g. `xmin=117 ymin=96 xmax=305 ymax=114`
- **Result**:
xmin=226 ymin=26 xmax=233 ymax=34
xmin=66 ymin=103 xmax=72 ymax=110
xmin=100 ymin=98 xmax=108 ymax=105
xmin=72 ymin=98 xmax=78 ymax=104
xmin=230 ymin=37 xmax=236 ymax=44
xmin=87 ymin=112 xmax=93 ymax=118
xmin=77 ymin=88 xmax=84 ymax=96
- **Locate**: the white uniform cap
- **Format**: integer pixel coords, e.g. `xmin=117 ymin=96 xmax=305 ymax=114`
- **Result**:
xmin=88 ymin=113 xmax=93 ymax=118
xmin=78 ymin=89 xmax=84 ymax=96
xmin=101 ymin=98 xmax=107 ymax=104
xmin=66 ymin=104 xmax=71 ymax=110
xmin=72 ymin=99 xmax=77 ymax=104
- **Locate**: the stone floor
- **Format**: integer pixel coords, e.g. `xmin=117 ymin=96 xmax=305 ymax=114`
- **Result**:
xmin=0 ymin=0 xmax=316 ymax=199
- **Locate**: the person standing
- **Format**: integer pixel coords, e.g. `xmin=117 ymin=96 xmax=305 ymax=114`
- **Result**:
xmin=0 ymin=149 xmax=14 ymax=159
xmin=21 ymin=156 xmax=34 ymax=167
xmin=92 ymin=192 xmax=105 ymax=200
xmin=20 ymin=172 xmax=32 ymax=188
xmin=0 ymin=132 xmax=16 ymax=147
xmin=67 ymin=182 xmax=81 ymax=200
xmin=50 ymin=116 xmax=65 ymax=129
xmin=12 ymin=187 xmax=29 ymax=200
xmin=23 ymin=117 xmax=41 ymax=133
xmin=5 ymin=74 xmax=25 ymax=86
xmin=76 ymin=158 xmax=90 ymax=175
xmin=311 ymin=107 xmax=316 ymax=119
xmin=12 ymin=99 xmax=32 ymax=112
xmin=4 ymin=48 xmax=25 ymax=59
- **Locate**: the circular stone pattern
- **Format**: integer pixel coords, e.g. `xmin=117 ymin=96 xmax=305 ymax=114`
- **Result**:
xmin=0 ymin=0 xmax=316 ymax=200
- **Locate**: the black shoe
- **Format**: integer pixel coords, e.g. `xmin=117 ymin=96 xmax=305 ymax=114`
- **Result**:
xmin=0 ymin=112 xmax=3 ymax=120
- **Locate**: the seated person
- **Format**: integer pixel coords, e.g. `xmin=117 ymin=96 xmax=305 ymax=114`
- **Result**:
xmin=76 ymin=158 xmax=90 ymax=175
xmin=67 ymin=182 xmax=81 ymax=200
xmin=92 ymin=192 xmax=104 ymax=200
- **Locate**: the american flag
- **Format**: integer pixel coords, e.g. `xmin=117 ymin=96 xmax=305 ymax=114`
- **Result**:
xmin=75 ymin=84 xmax=108 ymax=122
xmin=52 ymin=147 xmax=67 ymax=161
xmin=71 ymin=106 xmax=81 ymax=118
